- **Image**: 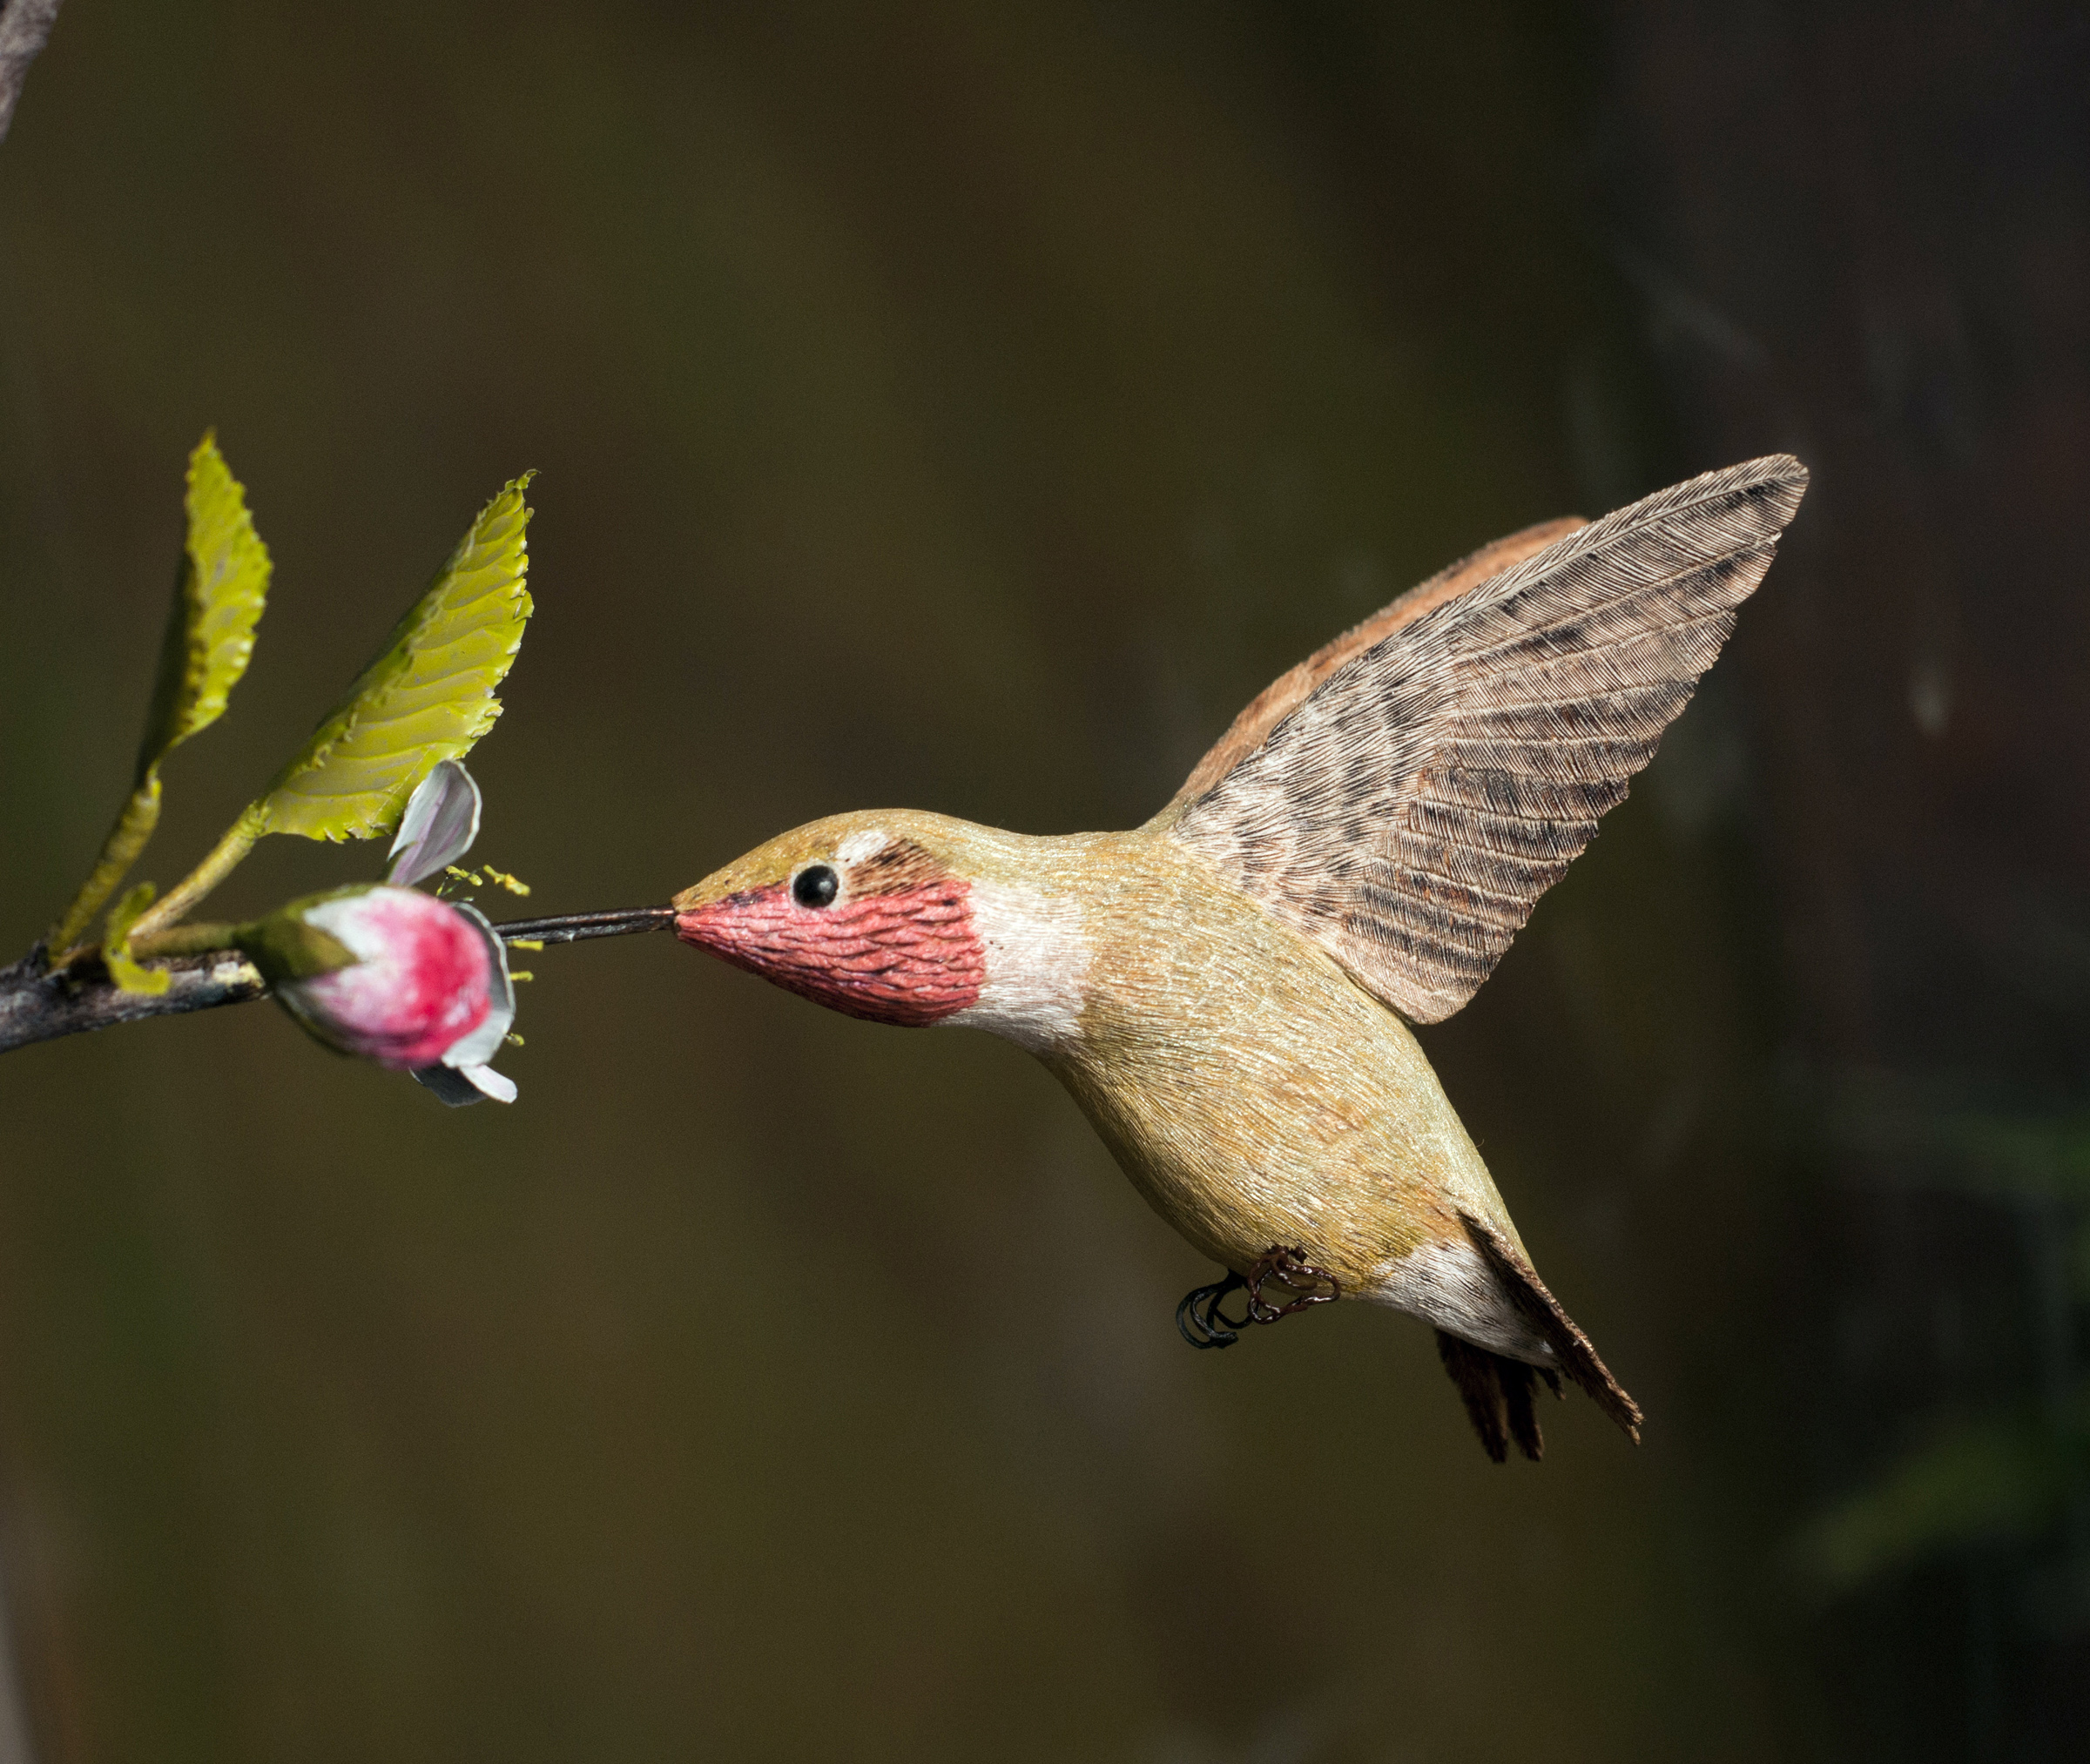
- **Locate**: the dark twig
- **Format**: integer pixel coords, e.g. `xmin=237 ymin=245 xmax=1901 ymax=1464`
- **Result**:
xmin=0 ymin=906 xmax=678 ymax=1056
xmin=0 ymin=946 xmax=266 ymax=1054
xmin=3 ymin=20 xmax=79 ymax=1764
xmin=0 ymin=0 xmax=63 ymax=146
xmin=491 ymin=906 xmax=678 ymax=945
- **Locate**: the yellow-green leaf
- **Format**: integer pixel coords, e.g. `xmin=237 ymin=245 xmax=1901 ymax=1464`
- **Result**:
xmin=256 ymin=474 xmax=535 ymax=843
xmin=45 ymin=433 xmax=271 ymax=957
xmin=103 ymin=883 xmax=171 ymax=996
xmin=138 ymin=432 xmax=272 ymax=781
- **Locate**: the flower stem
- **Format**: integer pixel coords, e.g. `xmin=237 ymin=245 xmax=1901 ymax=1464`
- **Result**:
xmin=45 ymin=774 xmax=163 ymax=959
xmin=127 ymin=802 xmax=267 ymax=940
xmin=130 ymin=921 xmax=245 ymax=961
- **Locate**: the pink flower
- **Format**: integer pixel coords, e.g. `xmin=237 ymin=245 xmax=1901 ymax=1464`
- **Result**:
xmin=273 ymin=885 xmax=518 ymax=1102
xmin=253 ymin=765 xmax=519 ymax=1104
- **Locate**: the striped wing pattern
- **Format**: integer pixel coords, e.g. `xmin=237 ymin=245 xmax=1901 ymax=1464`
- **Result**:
xmin=1167 ymin=455 xmax=1808 ymax=1023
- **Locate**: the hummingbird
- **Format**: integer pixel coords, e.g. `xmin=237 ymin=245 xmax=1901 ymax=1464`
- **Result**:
xmin=664 ymin=457 xmax=1808 ymax=1462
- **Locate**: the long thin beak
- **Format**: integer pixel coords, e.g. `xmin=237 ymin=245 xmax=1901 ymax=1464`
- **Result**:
xmin=489 ymin=906 xmax=678 ymax=945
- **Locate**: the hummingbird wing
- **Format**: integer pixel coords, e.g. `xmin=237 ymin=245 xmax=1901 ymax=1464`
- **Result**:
xmin=1165 ymin=454 xmax=1808 ymax=1023
xmin=1167 ymin=515 xmax=1589 ymax=806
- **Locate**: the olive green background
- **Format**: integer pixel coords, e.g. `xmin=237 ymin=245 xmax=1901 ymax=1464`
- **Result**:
xmin=2 ymin=3 xmax=2085 ymax=1760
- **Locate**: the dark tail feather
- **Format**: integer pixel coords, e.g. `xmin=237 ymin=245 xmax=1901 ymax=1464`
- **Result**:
xmin=1500 ymin=1357 xmax=1545 ymax=1461
xmin=1457 ymin=1209 xmax=1644 ymax=1444
xmin=1436 ymin=1330 xmax=1547 ymax=1463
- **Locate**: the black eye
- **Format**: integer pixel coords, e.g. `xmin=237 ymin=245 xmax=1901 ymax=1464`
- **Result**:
xmin=792 ymin=865 xmax=839 ymax=909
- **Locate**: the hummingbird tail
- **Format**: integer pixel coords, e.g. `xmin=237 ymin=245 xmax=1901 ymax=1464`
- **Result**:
xmin=1437 ymin=1330 xmax=1554 ymax=1462
xmin=1443 ymin=1210 xmax=1644 ymax=1458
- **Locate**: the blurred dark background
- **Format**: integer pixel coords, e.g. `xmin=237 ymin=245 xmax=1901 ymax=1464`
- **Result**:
xmin=2 ymin=2 xmax=2087 ymax=1758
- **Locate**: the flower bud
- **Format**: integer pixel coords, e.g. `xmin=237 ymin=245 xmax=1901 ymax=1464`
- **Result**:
xmin=260 ymin=885 xmax=517 ymax=1101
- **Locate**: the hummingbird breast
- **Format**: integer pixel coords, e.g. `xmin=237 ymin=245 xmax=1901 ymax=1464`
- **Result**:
xmin=976 ymin=826 xmax=1547 ymax=1358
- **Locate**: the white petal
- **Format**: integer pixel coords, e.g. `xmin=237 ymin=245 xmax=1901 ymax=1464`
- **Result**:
xmin=440 ymin=902 xmax=516 ymax=1068
xmin=413 ymin=1064 xmax=489 ymax=1107
xmin=388 ymin=760 xmax=483 ymax=887
xmin=459 ymin=1063 xmax=517 ymax=1103
xmin=299 ymin=887 xmax=390 ymax=961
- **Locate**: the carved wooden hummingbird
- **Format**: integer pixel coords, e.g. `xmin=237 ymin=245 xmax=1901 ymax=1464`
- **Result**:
xmin=661 ymin=458 xmax=1808 ymax=1461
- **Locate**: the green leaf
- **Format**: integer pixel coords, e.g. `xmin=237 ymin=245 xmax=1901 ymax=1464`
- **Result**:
xmin=255 ymin=474 xmax=535 ymax=843
xmin=125 ymin=472 xmax=537 ymax=942
xmin=45 ymin=433 xmax=271 ymax=957
xmin=138 ymin=432 xmax=273 ymax=780
xmin=103 ymin=883 xmax=171 ymax=996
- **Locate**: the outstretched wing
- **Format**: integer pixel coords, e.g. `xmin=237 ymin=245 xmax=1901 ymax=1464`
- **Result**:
xmin=1165 ymin=455 xmax=1808 ymax=1023
xmin=1167 ymin=515 xmax=1590 ymax=808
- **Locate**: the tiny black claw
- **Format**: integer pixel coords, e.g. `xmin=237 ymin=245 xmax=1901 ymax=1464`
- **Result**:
xmin=1176 ymin=1271 xmax=1250 ymax=1349
xmin=1175 ymin=1246 xmax=1340 ymax=1350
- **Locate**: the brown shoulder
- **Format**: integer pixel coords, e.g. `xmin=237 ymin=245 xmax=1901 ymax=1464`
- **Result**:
xmin=1164 ymin=515 xmax=1588 ymax=808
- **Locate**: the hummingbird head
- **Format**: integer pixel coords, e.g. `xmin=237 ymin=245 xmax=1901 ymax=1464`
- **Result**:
xmin=671 ymin=811 xmax=991 ymax=1028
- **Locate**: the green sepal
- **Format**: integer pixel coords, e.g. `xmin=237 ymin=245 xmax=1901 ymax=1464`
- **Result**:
xmin=103 ymin=883 xmax=171 ymax=996
xmin=239 ymin=890 xmax=364 ymax=986
xmin=254 ymin=474 xmax=536 ymax=844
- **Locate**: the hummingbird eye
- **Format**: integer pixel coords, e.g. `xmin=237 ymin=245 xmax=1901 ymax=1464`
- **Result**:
xmin=792 ymin=864 xmax=839 ymax=909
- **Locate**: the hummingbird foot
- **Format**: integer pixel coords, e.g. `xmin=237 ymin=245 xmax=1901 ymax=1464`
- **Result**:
xmin=1242 ymin=1243 xmax=1342 ymax=1323
xmin=1175 ymin=1246 xmax=1341 ymax=1349
xmin=1176 ymin=1272 xmax=1251 ymax=1349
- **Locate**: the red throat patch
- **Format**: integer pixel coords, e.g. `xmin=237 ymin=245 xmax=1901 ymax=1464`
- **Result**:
xmin=675 ymin=877 xmax=985 ymax=1027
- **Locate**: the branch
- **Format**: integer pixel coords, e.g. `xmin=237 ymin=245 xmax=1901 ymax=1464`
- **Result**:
xmin=0 ymin=0 xmax=62 ymax=146
xmin=0 ymin=946 xmax=266 ymax=1054
xmin=0 ymin=907 xmax=676 ymax=1056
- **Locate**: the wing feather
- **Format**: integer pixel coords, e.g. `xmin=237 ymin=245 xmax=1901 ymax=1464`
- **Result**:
xmin=1168 ymin=516 xmax=1589 ymax=805
xmin=1166 ymin=456 xmax=1808 ymax=1021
